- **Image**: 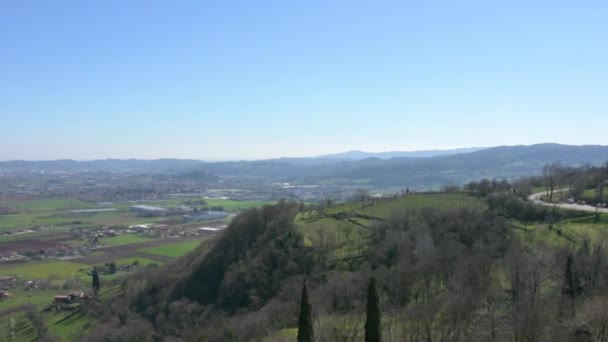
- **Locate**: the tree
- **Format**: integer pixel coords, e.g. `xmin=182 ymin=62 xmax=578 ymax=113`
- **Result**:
xmin=297 ymin=280 xmax=314 ymax=342
xmin=108 ymin=262 xmax=117 ymax=274
xmin=365 ymin=277 xmax=382 ymax=342
xmin=92 ymin=267 xmax=100 ymax=295
xmin=542 ymin=161 xmax=563 ymax=202
xmin=563 ymin=255 xmax=577 ymax=300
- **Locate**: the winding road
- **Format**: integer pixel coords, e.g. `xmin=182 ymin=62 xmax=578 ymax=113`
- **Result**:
xmin=527 ymin=189 xmax=608 ymax=213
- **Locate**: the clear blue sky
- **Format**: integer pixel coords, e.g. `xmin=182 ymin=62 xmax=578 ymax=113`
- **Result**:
xmin=1 ymin=1 xmax=607 ymax=160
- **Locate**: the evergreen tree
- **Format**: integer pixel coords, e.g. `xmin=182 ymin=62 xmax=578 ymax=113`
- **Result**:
xmin=297 ymin=280 xmax=314 ymax=342
xmin=563 ymin=255 xmax=576 ymax=300
xmin=365 ymin=277 xmax=382 ymax=342
xmin=92 ymin=267 xmax=100 ymax=296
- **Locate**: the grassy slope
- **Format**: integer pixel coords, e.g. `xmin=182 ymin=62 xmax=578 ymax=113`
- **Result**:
xmin=516 ymin=214 xmax=608 ymax=249
xmin=0 ymin=313 xmax=38 ymax=342
xmin=297 ymin=193 xmax=487 ymax=261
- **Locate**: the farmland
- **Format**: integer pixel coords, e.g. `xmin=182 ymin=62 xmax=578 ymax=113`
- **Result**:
xmin=1 ymin=182 xmax=607 ymax=340
xmin=0 ymin=260 xmax=85 ymax=280
xmin=138 ymin=239 xmax=206 ymax=258
xmin=0 ymin=193 xmax=271 ymax=331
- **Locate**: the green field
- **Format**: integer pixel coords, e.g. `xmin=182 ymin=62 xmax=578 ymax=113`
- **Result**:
xmin=0 ymin=289 xmax=59 ymax=312
xmin=325 ymin=193 xmax=486 ymax=217
xmin=99 ymin=234 xmax=153 ymax=246
xmin=1 ymin=197 xmax=91 ymax=212
xmin=0 ymin=260 xmax=88 ymax=280
xmin=517 ymin=214 xmax=608 ymax=249
xmin=0 ymin=209 xmax=171 ymax=231
xmin=0 ymin=196 xmax=274 ymax=231
xmin=582 ymin=186 xmax=608 ymax=201
xmin=152 ymin=197 xmax=276 ymax=212
xmin=112 ymin=256 xmax=160 ymax=266
xmin=138 ymin=239 xmax=206 ymax=258
xmin=0 ymin=229 xmax=69 ymax=243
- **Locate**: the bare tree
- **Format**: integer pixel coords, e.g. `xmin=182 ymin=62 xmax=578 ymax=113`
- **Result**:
xmin=543 ymin=161 xmax=563 ymax=202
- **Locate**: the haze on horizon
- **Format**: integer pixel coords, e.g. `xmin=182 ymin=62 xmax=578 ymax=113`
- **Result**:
xmin=1 ymin=1 xmax=607 ymax=161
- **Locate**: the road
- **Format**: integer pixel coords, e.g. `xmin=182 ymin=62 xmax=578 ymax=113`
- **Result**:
xmin=528 ymin=189 xmax=608 ymax=213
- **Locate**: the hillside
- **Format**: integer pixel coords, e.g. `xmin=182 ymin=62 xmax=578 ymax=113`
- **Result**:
xmin=39 ymin=175 xmax=608 ymax=340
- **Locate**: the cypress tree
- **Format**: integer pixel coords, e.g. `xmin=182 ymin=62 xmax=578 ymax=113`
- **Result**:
xmin=297 ymin=280 xmax=314 ymax=342
xmin=365 ymin=277 xmax=381 ymax=342
xmin=563 ymin=255 xmax=576 ymax=300
xmin=92 ymin=267 xmax=100 ymax=296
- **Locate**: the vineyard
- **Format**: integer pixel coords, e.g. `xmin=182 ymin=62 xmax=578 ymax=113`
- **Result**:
xmin=297 ymin=193 xmax=487 ymax=262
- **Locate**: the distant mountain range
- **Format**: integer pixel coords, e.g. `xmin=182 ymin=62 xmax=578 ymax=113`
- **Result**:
xmin=2 ymin=144 xmax=607 ymax=189
xmin=316 ymin=147 xmax=486 ymax=160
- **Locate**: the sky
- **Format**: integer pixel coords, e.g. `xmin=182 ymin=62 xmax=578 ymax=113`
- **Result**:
xmin=1 ymin=1 xmax=607 ymax=160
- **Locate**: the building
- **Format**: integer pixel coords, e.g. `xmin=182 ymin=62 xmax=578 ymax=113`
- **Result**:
xmin=130 ymin=205 xmax=168 ymax=216
xmin=183 ymin=211 xmax=229 ymax=222
xmin=0 ymin=290 xmax=12 ymax=300
xmin=197 ymin=227 xmax=225 ymax=235
xmin=0 ymin=275 xmax=16 ymax=289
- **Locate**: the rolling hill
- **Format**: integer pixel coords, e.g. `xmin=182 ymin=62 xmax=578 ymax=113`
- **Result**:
xmin=2 ymin=144 xmax=607 ymax=189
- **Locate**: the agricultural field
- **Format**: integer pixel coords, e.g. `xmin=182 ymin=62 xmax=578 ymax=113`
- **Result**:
xmin=137 ymin=238 xmax=207 ymax=258
xmin=153 ymin=196 xmax=276 ymax=212
xmin=0 ymin=207 xmax=167 ymax=231
xmin=0 ymin=289 xmax=59 ymax=312
xmin=99 ymin=234 xmax=153 ymax=246
xmin=0 ymin=189 xmax=276 ymax=338
xmin=0 ymin=260 xmax=86 ymax=280
xmin=0 ymin=196 xmax=274 ymax=232
xmin=2 ymin=197 xmax=91 ymax=212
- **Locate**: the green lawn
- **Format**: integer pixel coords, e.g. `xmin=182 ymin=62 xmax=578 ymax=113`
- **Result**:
xmin=137 ymin=239 xmax=206 ymax=258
